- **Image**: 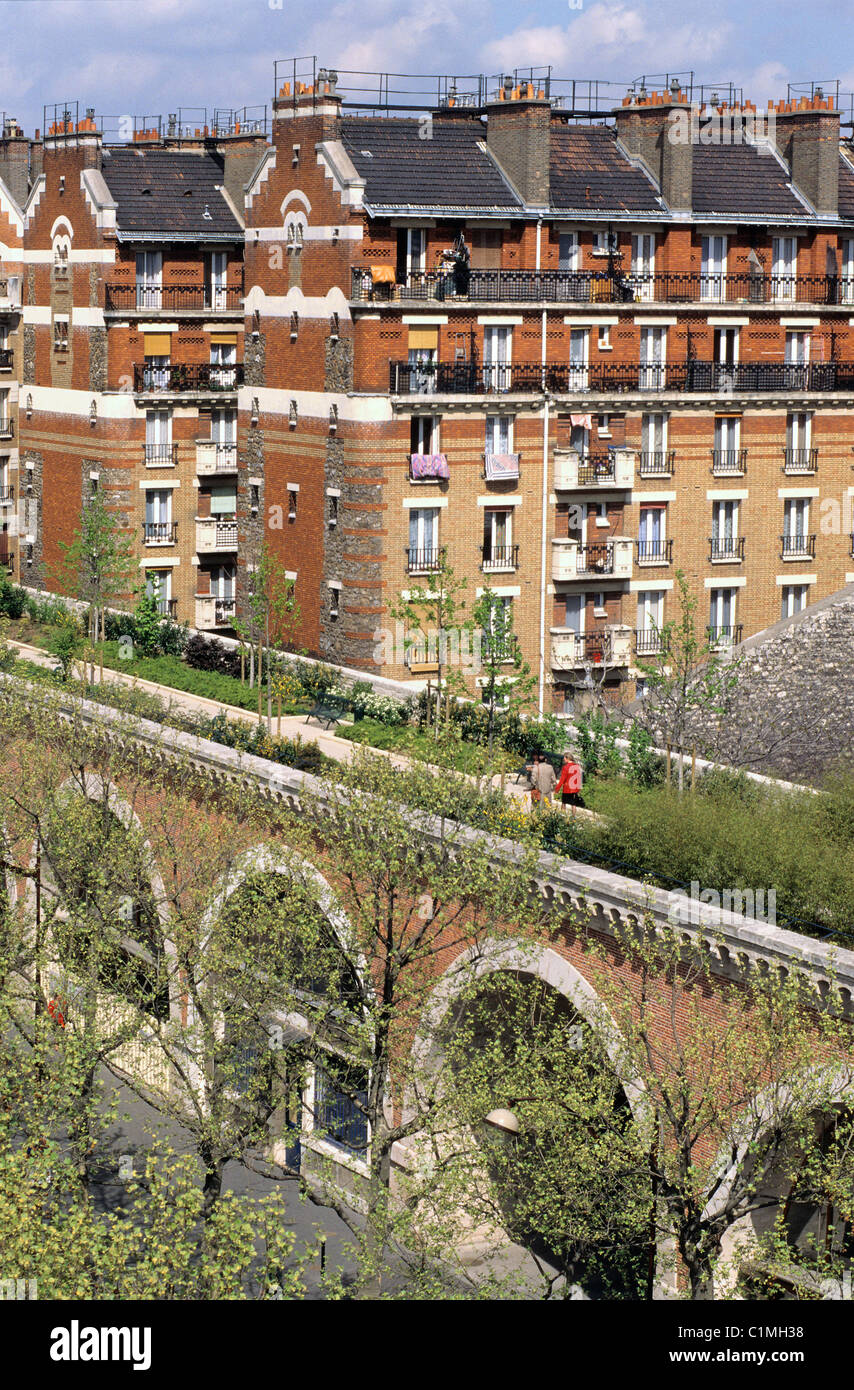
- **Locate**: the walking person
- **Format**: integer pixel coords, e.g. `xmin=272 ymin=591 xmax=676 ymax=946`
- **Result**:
xmin=555 ymin=753 xmax=582 ymax=810
xmin=526 ymin=752 xmax=556 ymax=809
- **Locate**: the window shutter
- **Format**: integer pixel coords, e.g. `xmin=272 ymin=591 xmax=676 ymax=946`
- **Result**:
xmin=407 ymin=328 xmax=438 ymax=351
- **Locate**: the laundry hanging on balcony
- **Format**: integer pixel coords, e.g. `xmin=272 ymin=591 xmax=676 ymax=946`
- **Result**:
xmin=371 ymin=265 xmax=396 ymax=284
xmin=484 ymin=453 xmax=520 ymax=481
xmin=569 ymin=413 xmax=593 ymax=431
xmin=410 ymin=453 xmax=449 ymax=480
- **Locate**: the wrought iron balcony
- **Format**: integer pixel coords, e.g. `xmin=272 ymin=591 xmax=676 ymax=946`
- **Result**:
xmin=780 ymin=533 xmax=816 ymax=559
xmin=0 ymin=486 xmax=15 ymax=504
xmin=707 ymin=624 xmax=743 ymax=650
xmin=782 ymin=447 xmax=819 ymax=475
xmin=481 ymin=544 xmax=519 ymax=572
xmin=355 ymin=266 xmax=854 ymax=308
xmin=551 ymin=625 xmax=632 ymax=669
xmin=481 ymin=633 xmax=519 ymax=662
xmin=638 ymin=449 xmax=675 ymax=478
xmin=709 ymin=536 xmax=745 ymax=562
xmin=711 ymin=448 xmax=748 ymax=476
xmin=144 ymin=442 xmax=179 ymax=466
xmin=391 ymin=360 xmax=854 ymax=397
xmin=406 ymin=545 xmax=444 ymax=574
xmin=196 ymin=519 xmax=238 ymax=552
xmin=133 ymin=362 xmax=243 ymax=394
xmin=196 ymin=440 xmax=238 ymax=474
xmin=195 ymin=594 xmax=237 ymax=630
xmin=142 ymin=521 xmax=178 ymax=545
xmin=153 ymin=597 xmax=179 ymax=618
xmin=634 ymin=628 xmax=664 ymax=657
xmin=0 ymin=349 xmax=12 ymax=371
xmin=553 ymin=447 xmax=634 ymax=490
xmin=0 ymin=419 xmax=14 ymax=440
xmin=636 ymin=538 xmax=673 ymax=565
xmin=552 ymin=538 xmax=633 ymax=581
xmin=106 ymin=284 xmax=243 ymax=313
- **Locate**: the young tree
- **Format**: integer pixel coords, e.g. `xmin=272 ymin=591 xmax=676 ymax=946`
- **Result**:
xmin=391 ymin=552 xmax=473 ymax=740
xmin=54 ymin=490 xmax=137 ymax=685
xmin=473 ymin=588 xmax=537 ymax=757
xmin=235 ymin=540 xmax=301 ymax=729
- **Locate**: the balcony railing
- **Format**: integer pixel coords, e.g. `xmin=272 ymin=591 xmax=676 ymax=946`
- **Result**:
xmin=391 ymin=359 xmax=854 ymax=397
xmin=0 ymin=486 xmax=14 ymax=504
xmin=144 ymin=443 xmax=179 ymax=467
xmin=0 ymin=419 xmax=14 ymax=440
xmin=709 ymin=536 xmax=745 ymax=562
xmin=153 ymin=597 xmax=179 ymax=618
xmin=552 ymin=538 xmax=633 ymax=580
xmin=196 ymin=440 xmax=238 ymax=474
xmin=134 ymin=363 xmax=243 ymax=394
xmin=780 ymin=533 xmax=817 ymax=559
xmin=106 ymin=285 xmax=243 ymax=313
xmin=635 ymin=628 xmax=664 ymax=657
xmin=0 ymin=350 xmax=12 ymax=371
xmin=707 ymin=624 xmax=743 ymax=650
xmin=196 ymin=519 xmax=239 ymax=552
xmin=553 ymin=447 xmax=634 ymax=490
xmin=356 ymin=267 xmax=854 ymax=307
xmin=711 ymin=448 xmax=748 ymax=476
xmin=638 ymin=449 xmax=675 ymax=478
xmin=406 ymin=546 xmax=444 ymax=574
xmin=0 ymin=550 xmax=13 ymax=573
xmin=142 ymin=521 xmax=178 ymax=545
xmin=577 ymin=453 xmax=617 ymax=486
xmin=551 ymin=625 xmax=632 ymax=669
xmin=782 ymin=447 xmax=819 ymax=475
xmin=195 ymin=594 xmax=237 ymax=630
xmin=481 ymin=544 xmax=519 ymax=572
xmin=481 ymin=634 xmax=519 ymax=662
xmin=636 ymin=538 xmax=673 ymax=565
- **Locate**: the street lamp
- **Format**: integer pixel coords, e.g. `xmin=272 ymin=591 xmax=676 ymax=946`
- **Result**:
xmin=483 ymin=1107 xmax=520 ymax=1136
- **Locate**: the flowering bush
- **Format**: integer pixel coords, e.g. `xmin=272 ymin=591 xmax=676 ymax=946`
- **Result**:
xmin=348 ymin=683 xmax=411 ymax=726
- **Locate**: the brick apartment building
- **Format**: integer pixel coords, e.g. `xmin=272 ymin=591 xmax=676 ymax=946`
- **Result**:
xmin=0 ymin=120 xmax=26 ymax=581
xmin=8 ymin=67 xmax=854 ymax=712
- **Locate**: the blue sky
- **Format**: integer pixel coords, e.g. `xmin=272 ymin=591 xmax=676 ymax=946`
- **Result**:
xmin=0 ymin=0 xmax=848 ymax=136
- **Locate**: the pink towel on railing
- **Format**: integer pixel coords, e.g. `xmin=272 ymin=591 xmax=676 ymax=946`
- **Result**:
xmin=410 ymin=453 xmax=450 ymax=479
xmin=484 ymin=453 xmax=520 ymax=480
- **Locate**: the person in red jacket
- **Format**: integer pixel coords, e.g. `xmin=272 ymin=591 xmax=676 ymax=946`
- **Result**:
xmin=555 ymin=754 xmax=582 ymax=809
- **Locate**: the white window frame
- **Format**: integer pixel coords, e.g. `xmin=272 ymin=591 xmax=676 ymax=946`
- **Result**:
xmin=772 ymin=236 xmax=798 ymax=301
xmin=136 ymin=250 xmax=163 ymax=311
xmin=781 ymin=583 xmax=808 ymax=619
xmin=631 ymin=233 xmax=655 ymax=301
xmin=568 ymin=328 xmax=589 ymax=391
xmin=701 ymin=234 xmax=727 ymax=302
xmin=485 ymin=413 xmax=513 ymax=453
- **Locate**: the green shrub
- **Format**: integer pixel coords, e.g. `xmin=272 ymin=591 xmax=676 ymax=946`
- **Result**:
xmin=625 ymin=724 xmax=664 ymax=788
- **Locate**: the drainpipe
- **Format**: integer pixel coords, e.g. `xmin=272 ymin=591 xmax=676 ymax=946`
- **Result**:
xmin=536 ymin=216 xmax=549 ymax=715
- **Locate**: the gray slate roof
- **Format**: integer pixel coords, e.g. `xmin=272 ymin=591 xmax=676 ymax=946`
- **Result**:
xmin=691 ymin=143 xmax=806 ymax=217
xmin=550 ymin=125 xmax=662 ymax=212
xmin=838 ymin=151 xmax=854 ymax=221
xmin=340 ymin=117 xmax=521 ymax=210
xmin=101 ymin=147 xmax=242 ymax=239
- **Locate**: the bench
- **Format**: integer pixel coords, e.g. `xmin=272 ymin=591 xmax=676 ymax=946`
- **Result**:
xmin=305 ymin=698 xmax=348 ymax=732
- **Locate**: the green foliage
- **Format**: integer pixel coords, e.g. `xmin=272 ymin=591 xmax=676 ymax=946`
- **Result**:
xmin=46 ymin=619 xmax=81 ymax=681
xmin=199 ymin=713 xmax=330 ymax=772
xmin=347 ymin=685 xmax=410 ymax=725
xmin=0 ymin=577 xmax=27 ymax=620
xmin=131 ymin=592 xmax=164 ymax=658
xmin=625 ymin=723 xmax=663 ymax=788
xmin=575 ymin=711 xmax=623 ymax=780
xmin=292 ymin=659 xmax=338 ymax=701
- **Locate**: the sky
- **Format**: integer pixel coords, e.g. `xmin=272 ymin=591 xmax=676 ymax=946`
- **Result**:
xmin=0 ymin=0 xmax=850 ymax=137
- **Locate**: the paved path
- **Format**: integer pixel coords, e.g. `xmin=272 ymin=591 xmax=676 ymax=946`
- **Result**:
xmin=11 ymin=639 xmax=536 ymax=802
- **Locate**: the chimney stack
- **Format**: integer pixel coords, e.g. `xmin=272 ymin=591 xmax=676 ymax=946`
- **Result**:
xmin=0 ymin=118 xmax=31 ymax=206
xmin=614 ymin=86 xmax=693 ymax=212
xmin=485 ymin=77 xmax=551 ymax=208
xmin=771 ymin=93 xmax=839 ymax=216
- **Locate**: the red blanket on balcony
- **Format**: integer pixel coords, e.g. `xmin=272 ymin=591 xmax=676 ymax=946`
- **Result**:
xmin=410 ymin=453 xmax=450 ymax=479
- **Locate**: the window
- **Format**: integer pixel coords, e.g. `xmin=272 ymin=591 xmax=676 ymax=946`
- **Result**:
xmin=709 ymin=587 xmax=738 ymax=646
xmin=598 ymin=323 xmax=611 ymax=350
xmin=288 ymin=487 xmax=298 ymax=521
xmin=144 ymin=489 xmax=173 ymax=543
xmin=145 ymin=409 xmax=172 ymax=465
xmin=701 ymin=235 xmax=727 ymax=302
xmin=639 ymin=326 xmax=665 ymax=390
xmin=408 ymin=507 xmax=440 ymax=571
xmin=53 ymin=316 xmax=69 ymax=352
xmin=558 ymin=232 xmax=579 ymax=271
xmin=631 ymin=233 xmax=655 ymax=301
xmin=592 ymin=230 xmax=618 ymax=256
xmin=785 ymin=332 xmax=810 ymax=387
xmin=641 ymin=412 xmax=669 ymax=475
xmin=711 ymin=499 xmax=740 ymax=560
xmin=328 ymin=493 xmax=339 ymax=528
xmin=411 ymin=415 xmax=438 ymax=454
xmin=843 ymin=239 xmax=854 ymax=305
xmin=636 ymin=590 xmax=664 ymax=653
xmin=713 ymin=415 xmax=742 ymax=472
xmin=568 ymin=328 xmax=589 ymax=391
xmin=483 ymin=594 xmax=514 ymax=659
xmin=562 ymin=592 xmax=584 ymax=633
xmin=782 ymin=498 xmax=811 ymax=557
xmin=483 ymin=325 xmax=512 ymax=392
xmin=407 ymin=329 xmax=437 ymax=395
xmin=396 ymin=227 xmax=426 ymax=282
xmin=135 ymin=250 xmax=162 ymax=311
xmin=313 ymin=1056 xmax=369 ymax=1161
xmin=250 ymin=484 xmax=260 ymax=512
xmin=329 ymin=585 xmax=340 ymax=620
xmin=781 ymin=584 xmax=808 ymax=619
xmin=772 ymin=236 xmax=798 ymax=300
xmin=144 ymin=569 xmax=171 ymax=616
xmin=785 ymin=411 xmax=813 ymax=472
xmin=210 ymin=340 xmax=237 ymax=388
xmin=211 ymin=408 xmax=237 ymax=466
xmin=208 ymin=250 xmax=227 ymax=311
xmin=485 ymin=414 xmax=513 ymax=454
xmin=482 ymin=508 xmax=514 ymax=570
xmin=210 ymin=564 xmax=235 ymax=600
xmin=638 ymin=505 xmax=666 ymax=563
